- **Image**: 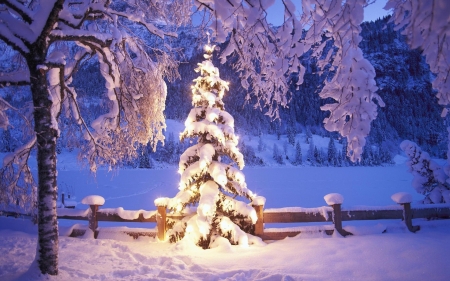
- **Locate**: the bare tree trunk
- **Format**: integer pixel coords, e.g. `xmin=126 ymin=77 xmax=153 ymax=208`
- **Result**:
xmin=28 ymin=57 xmax=59 ymax=276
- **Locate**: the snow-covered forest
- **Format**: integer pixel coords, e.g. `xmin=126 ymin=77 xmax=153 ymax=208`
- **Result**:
xmin=1 ymin=0 xmax=450 ymax=279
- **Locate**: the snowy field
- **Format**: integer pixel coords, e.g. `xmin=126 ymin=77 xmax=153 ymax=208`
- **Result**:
xmin=1 ymin=155 xmax=450 ymax=280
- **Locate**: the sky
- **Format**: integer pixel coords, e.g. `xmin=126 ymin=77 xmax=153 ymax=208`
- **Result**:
xmin=266 ymin=0 xmax=391 ymax=25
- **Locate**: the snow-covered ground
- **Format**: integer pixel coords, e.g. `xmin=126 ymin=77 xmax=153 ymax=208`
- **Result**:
xmin=1 ymin=214 xmax=450 ymax=281
xmin=1 ymin=155 xmax=450 ymax=280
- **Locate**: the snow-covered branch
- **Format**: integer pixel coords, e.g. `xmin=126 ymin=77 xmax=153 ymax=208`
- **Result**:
xmin=0 ymin=0 xmax=34 ymax=24
xmin=0 ymin=70 xmax=30 ymax=86
xmin=0 ymin=0 xmax=61 ymax=53
xmin=196 ymin=0 xmax=305 ymax=119
xmin=302 ymin=0 xmax=384 ymax=161
xmin=0 ymin=135 xmax=37 ymax=213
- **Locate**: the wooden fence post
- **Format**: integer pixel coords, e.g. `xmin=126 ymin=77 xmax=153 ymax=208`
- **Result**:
xmin=89 ymin=204 xmax=100 ymax=239
xmin=156 ymin=205 xmax=167 ymax=241
xmin=401 ymin=202 xmax=420 ymax=233
xmin=324 ymin=193 xmax=351 ymax=237
xmin=331 ymin=204 xmax=352 ymax=237
xmin=391 ymin=192 xmax=420 ymax=233
xmin=81 ymin=195 xmax=105 ymax=239
xmin=252 ymin=204 xmax=264 ymax=237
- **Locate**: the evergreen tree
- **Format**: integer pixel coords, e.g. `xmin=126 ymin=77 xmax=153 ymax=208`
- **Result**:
xmin=341 ymin=138 xmax=349 ymax=166
xmin=361 ymin=144 xmax=371 ymax=166
xmin=257 ymin=136 xmax=265 ymax=152
xmin=380 ymin=142 xmax=394 ymax=164
xmin=138 ymin=144 xmax=152 ymax=169
xmin=336 ymin=150 xmax=343 ymax=167
xmin=292 ymin=141 xmax=303 ymax=166
xmin=239 ymin=141 xmax=264 ymax=166
xmin=273 ymin=143 xmax=284 ymax=164
xmin=307 ymin=139 xmax=315 ymax=165
xmin=165 ymin=132 xmax=177 ymax=164
xmin=371 ymin=147 xmax=381 ymax=166
xmin=320 ymin=149 xmax=327 ymax=166
xmin=314 ymin=146 xmax=321 ymax=166
xmin=286 ymin=120 xmax=296 ymax=146
xmin=305 ymin=127 xmax=313 ymax=144
xmin=327 ymin=138 xmax=337 ymax=166
xmin=166 ymin=43 xmax=258 ymax=249
xmin=283 ymin=141 xmax=289 ymax=160
xmin=276 ymin=125 xmax=282 ymax=141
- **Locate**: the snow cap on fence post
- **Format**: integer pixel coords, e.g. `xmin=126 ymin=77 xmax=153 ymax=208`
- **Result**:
xmin=324 ymin=193 xmax=351 ymax=237
xmin=81 ymin=195 xmax=105 ymax=206
xmin=154 ymin=197 xmax=169 ymax=207
xmin=81 ymin=195 xmax=105 ymax=239
xmin=252 ymin=196 xmax=266 ymax=207
xmin=324 ymin=193 xmax=344 ymax=206
xmin=154 ymin=197 xmax=169 ymax=241
xmin=391 ymin=192 xmax=412 ymax=204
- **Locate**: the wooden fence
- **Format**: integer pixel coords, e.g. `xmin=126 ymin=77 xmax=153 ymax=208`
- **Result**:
xmin=255 ymin=202 xmax=450 ymax=240
xmin=3 ymin=195 xmax=450 ymax=241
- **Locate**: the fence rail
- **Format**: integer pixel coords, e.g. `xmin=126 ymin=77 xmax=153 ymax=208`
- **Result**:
xmin=3 ymin=193 xmax=450 ymax=241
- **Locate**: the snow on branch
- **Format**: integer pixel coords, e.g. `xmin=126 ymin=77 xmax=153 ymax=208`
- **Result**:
xmin=196 ymin=0 xmax=306 ymax=119
xmin=0 ymin=0 xmax=34 ymax=24
xmin=0 ymin=70 xmax=30 ymax=86
xmin=0 ymin=0 xmax=60 ymax=53
xmin=0 ymin=135 xmax=37 ymax=213
xmin=0 ymin=97 xmax=15 ymax=129
xmin=302 ymin=0 xmax=384 ymax=162
xmin=49 ymin=30 xmax=113 ymax=47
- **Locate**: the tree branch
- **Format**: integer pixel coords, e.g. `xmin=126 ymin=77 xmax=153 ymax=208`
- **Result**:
xmin=0 ymin=0 xmax=34 ymax=24
xmin=0 ymin=70 xmax=30 ymax=86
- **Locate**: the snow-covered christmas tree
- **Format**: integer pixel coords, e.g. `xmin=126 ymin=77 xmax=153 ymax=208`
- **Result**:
xmin=165 ymin=40 xmax=263 ymax=249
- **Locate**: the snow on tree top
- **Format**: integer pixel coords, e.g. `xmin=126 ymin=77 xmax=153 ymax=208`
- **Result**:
xmin=81 ymin=195 xmax=105 ymax=206
xmin=391 ymin=192 xmax=412 ymax=204
xmin=324 ymin=193 xmax=344 ymax=205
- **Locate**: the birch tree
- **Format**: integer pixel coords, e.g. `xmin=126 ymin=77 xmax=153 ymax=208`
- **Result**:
xmin=0 ymin=0 xmax=190 ymax=275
